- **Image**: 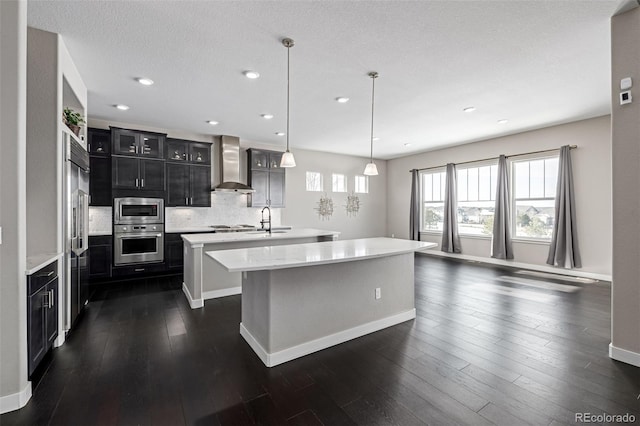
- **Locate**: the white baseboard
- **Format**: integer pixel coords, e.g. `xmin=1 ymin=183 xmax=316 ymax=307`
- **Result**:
xmin=0 ymin=383 xmax=32 ymax=414
xmin=181 ymin=282 xmax=203 ymax=309
xmin=203 ymin=286 xmax=242 ymax=300
xmin=54 ymin=333 xmax=65 ymax=348
xmin=419 ymin=251 xmax=611 ymax=282
xmin=609 ymin=343 xmax=640 ymax=367
xmin=240 ymin=308 xmax=417 ymax=367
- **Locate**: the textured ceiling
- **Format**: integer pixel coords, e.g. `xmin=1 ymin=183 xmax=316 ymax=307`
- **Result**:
xmin=28 ymin=0 xmax=617 ymax=159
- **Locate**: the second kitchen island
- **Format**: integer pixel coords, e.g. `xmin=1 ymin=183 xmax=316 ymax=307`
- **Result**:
xmin=181 ymin=228 xmax=340 ymax=308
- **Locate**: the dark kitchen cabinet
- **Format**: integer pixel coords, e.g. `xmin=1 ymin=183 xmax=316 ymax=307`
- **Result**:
xmin=247 ymin=149 xmax=286 ymax=208
xmin=27 ymin=260 xmax=58 ymax=377
xmin=112 ymin=157 xmax=165 ymax=192
xmin=190 ymin=165 xmax=211 ymax=206
xmin=166 ymin=163 xmax=210 ymax=207
xmin=165 ymin=233 xmax=185 ymax=271
xmin=89 ymin=235 xmax=112 ymax=280
xmin=88 ymin=128 xmax=111 ymax=155
xmin=112 ymin=127 xmax=165 ymax=159
xmin=89 ymin=156 xmax=111 ymax=206
xmin=166 ymin=139 xmax=211 ymax=165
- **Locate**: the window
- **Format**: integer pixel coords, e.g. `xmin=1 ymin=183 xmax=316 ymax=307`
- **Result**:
xmin=354 ymin=175 xmax=369 ymax=194
xmin=512 ymin=156 xmax=559 ymax=239
xmin=306 ymin=171 xmax=323 ymax=192
xmin=457 ymin=163 xmax=498 ymax=236
xmin=332 ymin=173 xmax=347 ymax=192
xmin=420 ymin=169 xmax=446 ymax=231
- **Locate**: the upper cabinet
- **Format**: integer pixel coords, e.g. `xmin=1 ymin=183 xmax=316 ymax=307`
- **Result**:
xmin=166 ymin=138 xmax=211 ymax=165
xmin=247 ymin=149 xmax=286 ymax=208
xmin=112 ymin=127 xmax=165 ymax=159
xmin=88 ymin=128 xmax=112 ymax=206
xmin=88 ymin=128 xmax=111 ymax=155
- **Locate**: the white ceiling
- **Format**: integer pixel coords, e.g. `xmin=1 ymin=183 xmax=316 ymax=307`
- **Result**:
xmin=28 ymin=0 xmax=617 ymax=160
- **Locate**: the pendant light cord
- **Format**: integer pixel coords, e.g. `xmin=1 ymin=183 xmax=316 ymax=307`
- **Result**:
xmin=369 ymin=72 xmax=378 ymax=162
xmin=286 ymin=42 xmax=291 ymax=153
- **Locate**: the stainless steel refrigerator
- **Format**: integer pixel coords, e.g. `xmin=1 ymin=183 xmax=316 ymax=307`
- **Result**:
xmin=63 ymin=131 xmax=90 ymax=329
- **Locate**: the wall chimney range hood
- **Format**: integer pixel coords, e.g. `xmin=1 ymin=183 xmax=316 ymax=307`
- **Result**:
xmin=212 ymin=135 xmax=254 ymax=193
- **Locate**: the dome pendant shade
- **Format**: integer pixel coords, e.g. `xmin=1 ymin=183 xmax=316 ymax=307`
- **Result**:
xmin=280 ymin=150 xmax=296 ymax=168
xmin=364 ymin=162 xmax=378 ymax=176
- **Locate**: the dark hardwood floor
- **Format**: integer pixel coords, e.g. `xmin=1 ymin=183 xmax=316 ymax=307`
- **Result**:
xmin=2 ymin=255 xmax=639 ymax=426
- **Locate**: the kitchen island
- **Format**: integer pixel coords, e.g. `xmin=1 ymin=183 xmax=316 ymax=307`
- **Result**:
xmin=207 ymin=237 xmax=436 ymax=367
xmin=181 ymin=228 xmax=340 ymax=308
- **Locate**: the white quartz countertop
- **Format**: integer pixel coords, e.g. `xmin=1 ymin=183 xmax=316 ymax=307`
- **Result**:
xmin=26 ymin=253 xmax=63 ymax=275
xmin=167 ymin=226 xmax=217 ymax=234
xmin=182 ymin=228 xmax=339 ymax=246
xmin=206 ymin=238 xmax=436 ymax=272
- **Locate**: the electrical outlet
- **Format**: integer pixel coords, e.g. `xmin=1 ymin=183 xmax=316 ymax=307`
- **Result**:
xmin=375 ymin=288 xmax=381 ymax=300
xmin=391 ymin=234 xmax=395 ymax=238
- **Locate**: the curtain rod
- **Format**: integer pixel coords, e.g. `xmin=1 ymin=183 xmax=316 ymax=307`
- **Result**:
xmin=409 ymin=145 xmax=577 ymax=173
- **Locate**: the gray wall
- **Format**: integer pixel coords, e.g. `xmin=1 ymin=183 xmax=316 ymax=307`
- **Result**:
xmin=0 ymin=0 xmax=29 ymax=406
xmin=611 ymin=6 xmax=640 ymax=356
xmin=386 ymin=116 xmax=612 ymax=276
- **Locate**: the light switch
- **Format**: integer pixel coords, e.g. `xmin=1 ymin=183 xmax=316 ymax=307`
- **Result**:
xmin=621 ymin=77 xmax=632 ymax=90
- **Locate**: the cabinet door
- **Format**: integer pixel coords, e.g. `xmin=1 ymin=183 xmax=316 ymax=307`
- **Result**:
xmin=249 ymin=149 xmax=269 ymax=170
xmin=89 ymin=156 xmax=111 ymax=206
xmin=89 ymin=242 xmax=112 ymax=279
xmin=268 ymin=152 xmax=284 ymax=170
xmin=140 ymin=134 xmax=164 ymax=158
xmin=268 ymin=171 xmax=286 ymax=207
xmin=165 ymin=235 xmax=184 ymax=270
xmin=189 ymin=165 xmax=211 ymax=206
xmin=28 ymin=286 xmax=47 ymax=376
xmin=112 ymin=156 xmax=140 ymax=189
xmin=166 ymin=139 xmax=189 ymax=162
xmin=248 ymin=170 xmax=269 ymax=207
xmin=166 ymin=163 xmax=189 ymax=206
xmin=88 ymin=128 xmax=111 ymax=155
xmin=189 ymin=143 xmax=211 ymax=165
xmin=46 ymin=279 xmax=58 ymax=346
xmin=140 ymin=159 xmax=165 ymax=191
xmin=112 ymin=129 xmax=140 ymax=156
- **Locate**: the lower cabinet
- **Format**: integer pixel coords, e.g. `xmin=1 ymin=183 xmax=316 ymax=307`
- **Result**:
xmin=27 ymin=261 xmax=58 ymax=377
xmin=89 ymin=235 xmax=112 ymax=280
xmin=165 ymin=233 xmax=185 ymax=271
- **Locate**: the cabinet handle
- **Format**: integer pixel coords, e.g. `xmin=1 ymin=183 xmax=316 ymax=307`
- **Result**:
xmin=48 ymin=289 xmax=54 ymax=308
xmin=185 ymin=197 xmax=189 ymax=205
xmin=190 ymin=154 xmax=193 ymax=162
xmin=134 ymin=268 xmax=145 ymax=272
xmin=135 ymin=178 xmax=139 ymax=188
xmin=190 ymin=197 xmax=193 ymax=205
xmin=141 ymin=178 xmax=145 ymax=188
xmin=38 ymin=270 xmax=54 ymax=278
xmin=43 ymin=292 xmax=49 ymax=308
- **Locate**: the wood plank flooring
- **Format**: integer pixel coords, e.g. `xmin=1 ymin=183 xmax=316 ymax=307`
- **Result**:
xmin=2 ymin=255 xmax=639 ymax=426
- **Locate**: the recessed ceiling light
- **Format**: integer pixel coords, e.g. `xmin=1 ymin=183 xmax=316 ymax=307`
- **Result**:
xmin=336 ymin=97 xmax=350 ymax=103
xmin=372 ymin=137 xmax=380 ymax=141
xmin=261 ymin=114 xmax=274 ymax=120
xmin=404 ymin=143 xmax=412 ymax=147
xmin=243 ymin=70 xmax=260 ymax=79
xmin=115 ymin=104 xmax=129 ymax=110
xmin=207 ymin=120 xmax=219 ymax=126
xmin=136 ymin=77 xmax=154 ymax=86
xmin=498 ymin=119 xmax=509 ymax=124
xmin=463 ymin=106 xmax=476 ymax=113
xmin=275 ymin=132 xmax=285 ymax=136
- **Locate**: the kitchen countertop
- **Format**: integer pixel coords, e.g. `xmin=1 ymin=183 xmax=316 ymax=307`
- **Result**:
xmin=207 ymin=237 xmax=436 ymax=272
xmin=89 ymin=231 xmax=111 ymax=236
xmin=181 ymin=228 xmax=339 ymax=247
xmin=26 ymin=252 xmax=63 ymax=275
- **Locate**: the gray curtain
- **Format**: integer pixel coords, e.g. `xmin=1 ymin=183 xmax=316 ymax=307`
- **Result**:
xmin=441 ymin=163 xmax=462 ymax=253
xmin=547 ymin=145 xmax=582 ymax=268
xmin=409 ymin=169 xmax=420 ymax=240
xmin=492 ymin=155 xmax=514 ymax=259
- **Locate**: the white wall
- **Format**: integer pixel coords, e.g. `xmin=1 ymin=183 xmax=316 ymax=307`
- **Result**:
xmin=387 ymin=115 xmax=612 ymax=276
xmin=0 ymin=0 xmax=29 ymax=412
xmin=282 ymin=149 xmax=387 ymax=239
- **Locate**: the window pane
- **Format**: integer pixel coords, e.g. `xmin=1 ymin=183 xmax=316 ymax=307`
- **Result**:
xmin=467 ymin=168 xmax=478 ymax=201
xmin=514 ymin=162 xmax=529 ymax=199
xmin=422 ymin=174 xmax=433 ymax=202
xmin=440 ymin=172 xmax=446 ymax=201
xmin=514 ymin=199 xmax=555 ymax=238
xmin=355 ymin=175 xmax=368 ymax=193
xmin=423 ymin=202 xmax=444 ymax=231
xmin=544 ymin=158 xmax=558 ymax=198
xmin=306 ymin=171 xmax=323 ymax=191
xmin=458 ymin=200 xmax=495 ymax=235
xmin=478 ymin=166 xmax=491 ymax=201
xmin=433 ymin=173 xmax=441 ymax=201
xmin=529 ymin=160 xmax=544 ymax=198
xmin=490 ymin=165 xmax=498 ymax=200
xmin=458 ymin=169 xmax=468 ymax=201
xmin=332 ymin=173 xmax=347 ymax=192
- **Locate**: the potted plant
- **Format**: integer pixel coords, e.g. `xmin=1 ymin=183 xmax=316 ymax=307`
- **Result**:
xmin=62 ymin=107 xmax=85 ymax=136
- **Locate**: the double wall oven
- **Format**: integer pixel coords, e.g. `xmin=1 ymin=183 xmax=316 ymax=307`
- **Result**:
xmin=113 ymin=197 xmax=165 ymax=266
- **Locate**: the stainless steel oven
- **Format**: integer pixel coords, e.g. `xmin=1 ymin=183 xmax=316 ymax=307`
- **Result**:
xmin=114 ymin=224 xmax=164 ymax=265
xmin=114 ymin=197 xmax=164 ymax=225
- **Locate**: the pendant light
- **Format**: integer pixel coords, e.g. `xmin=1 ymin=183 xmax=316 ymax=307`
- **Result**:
xmin=363 ymin=71 xmax=379 ymax=176
xmin=280 ymin=38 xmax=296 ymax=168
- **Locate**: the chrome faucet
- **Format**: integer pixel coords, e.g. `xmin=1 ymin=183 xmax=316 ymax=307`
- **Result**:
xmin=260 ymin=206 xmax=271 ymax=234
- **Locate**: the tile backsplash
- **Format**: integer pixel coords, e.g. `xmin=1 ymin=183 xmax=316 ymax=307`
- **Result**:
xmin=89 ymin=193 xmax=281 ymax=234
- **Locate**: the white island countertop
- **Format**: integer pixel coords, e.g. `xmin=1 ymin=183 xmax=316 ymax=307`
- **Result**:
xmin=207 ymin=237 xmax=436 ymax=272
xmin=182 ymin=228 xmax=339 ymax=247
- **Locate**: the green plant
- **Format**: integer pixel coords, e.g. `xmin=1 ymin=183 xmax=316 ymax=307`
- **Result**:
xmin=63 ymin=107 xmax=85 ymax=126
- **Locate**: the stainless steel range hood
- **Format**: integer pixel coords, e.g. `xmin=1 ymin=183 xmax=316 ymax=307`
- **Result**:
xmin=212 ymin=135 xmax=254 ymax=193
